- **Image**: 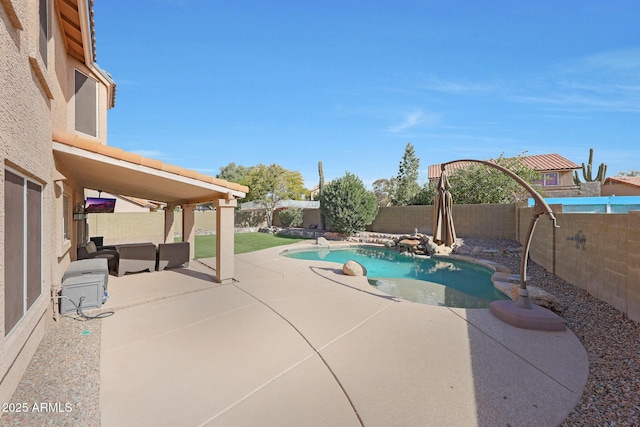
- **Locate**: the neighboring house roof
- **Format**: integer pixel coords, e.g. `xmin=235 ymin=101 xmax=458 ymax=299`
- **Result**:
xmin=428 ymin=153 xmax=580 ymax=180
xmin=240 ymin=200 xmax=319 ymax=211
xmin=120 ymin=195 xmax=166 ymax=210
xmin=604 ymin=176 xmax=640 ymax=188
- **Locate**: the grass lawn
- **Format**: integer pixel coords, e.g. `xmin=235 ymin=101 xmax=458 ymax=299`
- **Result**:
xmin=178 ymin=232 xmax=311 ymax=259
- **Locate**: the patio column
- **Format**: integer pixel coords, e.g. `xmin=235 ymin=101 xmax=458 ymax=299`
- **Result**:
xmin=182 ymin=203 xmax=196 ymax=260
xmin=164 ymin=205 xmax=176 ymax=244
xmin=214 ymin=198 xmax=237 ymax=284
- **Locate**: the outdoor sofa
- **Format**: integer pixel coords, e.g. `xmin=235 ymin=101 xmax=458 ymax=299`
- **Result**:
xmin=117 ymin=243 xmax=158 ymax=277
xmin=157 ymin=242 xmax=190 ymax=271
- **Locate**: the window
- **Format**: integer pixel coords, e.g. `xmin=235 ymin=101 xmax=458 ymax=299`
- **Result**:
xmin=39 ymin=0 xmax=48 ymax=66
xmin=4 ymin=169 xmax=42 ymax=336
xmin=63 ymin=194 xmax=70 ymax=241
xmin=75 ymin=70 xmax=98 ymax=137
xmin=534 ymin=172 xmax=559 ymax=187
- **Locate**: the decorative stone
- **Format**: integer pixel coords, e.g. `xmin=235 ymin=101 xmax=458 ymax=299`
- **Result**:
xmin=317 ymin=237 xmax=330 ymax=247
xmin=454 ymin=244 xmax=473 ymax=255
xmin=424 ymin=239 xmax=438 ymax=256
xmin=342 ymin=260 xmax=367 ymax=276
xmin=399 ymin=239 xmax=421 ymax=247
xmin=509 ymin=284 xmax=564 ymax=314
xmin=436 ymin=245 xmax=453 ymax=255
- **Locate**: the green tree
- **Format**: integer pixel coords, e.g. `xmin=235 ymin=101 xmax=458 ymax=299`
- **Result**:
xmin=243 ymin=164 xmax=307 ymax=227
xmin=617 ymin=170 xmax=639 ymax=177
xmin=372 ymin=177 xmax=398 ymax=207
xmin=278 ymin=208 xmax=304 ymax=228
xmin=216 ymin=162 xmax=254 ymax=184
xmin=448 ymin=154 xmax=541 ymax=204
xmin=410 ymin=180 xmax=438 ymax=205
xmin=320 ymin=172 xmax=378 ymax=235
xmin=395 ymin=142 xmax=420 ymax=205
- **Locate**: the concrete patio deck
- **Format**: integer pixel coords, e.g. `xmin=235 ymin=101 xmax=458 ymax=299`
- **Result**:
xmin=99 ymin=242 xmax=588 ymax=426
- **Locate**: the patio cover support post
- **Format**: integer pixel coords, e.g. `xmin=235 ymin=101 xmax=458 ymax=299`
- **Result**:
xmin=164 ymin=204 xmax=176 ymax=244
xmin=182 ymin=203 xmax=196 ymax=260
xmin=215 ymin=198 xmax=237 ymax=285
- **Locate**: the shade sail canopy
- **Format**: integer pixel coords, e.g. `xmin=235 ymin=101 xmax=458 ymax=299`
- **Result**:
xmin=52 ymin=131 xmax=247 ymax=205
xmin=433 ymin=171 xmax=457 ymax=247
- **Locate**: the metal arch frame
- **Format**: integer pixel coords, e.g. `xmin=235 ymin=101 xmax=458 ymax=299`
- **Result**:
xmin=441 ymin=160 xmax=558 ymax=309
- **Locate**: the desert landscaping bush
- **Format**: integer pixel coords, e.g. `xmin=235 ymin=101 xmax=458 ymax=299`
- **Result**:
xmin=278 ymin=207 xmax=304 ymax=228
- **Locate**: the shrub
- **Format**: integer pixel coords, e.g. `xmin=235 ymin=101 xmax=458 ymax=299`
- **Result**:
xmin=278 ymin=208 xmax=304 ymax=228
xmin=320 ymin=172 xmax=378 ymax=235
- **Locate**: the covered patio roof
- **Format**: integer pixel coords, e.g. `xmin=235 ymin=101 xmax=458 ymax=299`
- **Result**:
xmin=53 ymin=130 xmax=247 ymax=205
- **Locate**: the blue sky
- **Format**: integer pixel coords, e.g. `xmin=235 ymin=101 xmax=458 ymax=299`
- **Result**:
xmin=93 ymin=0 xmax=640 ymax=189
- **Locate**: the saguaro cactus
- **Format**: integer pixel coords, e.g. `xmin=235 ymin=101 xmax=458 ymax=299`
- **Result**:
xmin=573 ymin=148 xmax=607 ymax=185
xmin=318 ymin=160 xmax=326 ymax=230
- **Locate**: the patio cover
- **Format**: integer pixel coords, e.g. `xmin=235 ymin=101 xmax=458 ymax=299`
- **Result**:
xmin=52 ymin=130 xmax=247 ymax=204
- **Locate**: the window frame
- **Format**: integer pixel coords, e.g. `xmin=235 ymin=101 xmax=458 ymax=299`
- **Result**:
xmin=63 ymin=194 xmax=70 ymax=242
xmin=39 ymin=0 xmax=48 ymax=66
xmin=4 ymin=168 xmax=44 ymax=336
xmin=74 ymin=69 xmax=99 ymax=137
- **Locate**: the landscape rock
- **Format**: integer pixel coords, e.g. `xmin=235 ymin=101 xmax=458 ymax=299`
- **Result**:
xmin=510 ymin=284 xmax=564 ymax=314
xmin=398 ymin=239 xmax=421 ymax=248
xmin=423 ymin=239 xmax=438 ymax=256
xmin=316 ymin=237 xmax=330 ymax=247
xmin=342 ymin=260 xmax=367 ymax=276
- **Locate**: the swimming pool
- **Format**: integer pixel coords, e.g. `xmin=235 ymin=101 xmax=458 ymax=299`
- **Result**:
xmin=283 ymin=246 xmax=509 ymax=308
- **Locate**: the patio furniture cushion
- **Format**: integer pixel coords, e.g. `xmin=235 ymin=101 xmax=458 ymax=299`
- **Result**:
xmin=85 ymin=241 xmax=97 ymax=253
xmin=117 ymin=243 xmax=157 ymax=277
xmin=77 ymin=242 xmax=118 ymax=273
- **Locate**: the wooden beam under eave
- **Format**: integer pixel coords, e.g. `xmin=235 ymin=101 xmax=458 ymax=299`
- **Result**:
xmin=0 ymin=0 xmax=23 ymax=30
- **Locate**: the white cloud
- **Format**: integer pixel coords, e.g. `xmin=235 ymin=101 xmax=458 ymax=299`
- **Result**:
xmin=417 ymin=75 xmax=496 ymax=95
xmin=388 ymin=109 xmax=441 ymax=133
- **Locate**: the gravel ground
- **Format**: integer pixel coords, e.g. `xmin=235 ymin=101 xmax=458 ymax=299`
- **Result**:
xmin=460 ymin=237 xmax=640 ymax=427
xmin=3 ymin=237 xmax=639 ymax=426
xmin=1 ymin=314 xmax=103 ymax=427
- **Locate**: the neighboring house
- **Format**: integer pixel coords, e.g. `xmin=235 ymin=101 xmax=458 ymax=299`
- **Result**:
xmin=428 ymin=153 xmax=581 ymax=196
xmin=0 ymin=0 xmax=247 ymax=408
xmin=602 ymin=176 xmax=640 ymax=196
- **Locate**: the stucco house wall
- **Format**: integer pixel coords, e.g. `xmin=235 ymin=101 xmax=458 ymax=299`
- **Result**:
xmin=1 ymin=0 xmax=56 ymax=405
xmin=1 ymin=0 xmax=113 ymax=406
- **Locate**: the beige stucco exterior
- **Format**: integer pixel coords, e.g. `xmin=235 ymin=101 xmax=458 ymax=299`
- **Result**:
xmin=1 ymin=0 xmax=246 ymax=409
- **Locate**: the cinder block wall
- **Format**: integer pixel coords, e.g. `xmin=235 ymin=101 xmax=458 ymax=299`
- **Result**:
xmin=87 ymin=212 xmax=165 ymax=245
xmin=367 ymin=206 xmax=433 ymax=234
xmin=366 ymin=204 xmax=515 ymax=238
xmin=452 ymin=204 xmax=516 ymax=239
xmin=520 ymin=208 xmax=640 ymax=322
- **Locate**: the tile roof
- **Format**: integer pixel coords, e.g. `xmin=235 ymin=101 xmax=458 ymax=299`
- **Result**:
xmin=428 ymin=153 xmax=580 ymax=180
xmin=604 ymin=176 xmax=640 ymax=188
xmin=52 ymin=130 xmax=248 ymax=194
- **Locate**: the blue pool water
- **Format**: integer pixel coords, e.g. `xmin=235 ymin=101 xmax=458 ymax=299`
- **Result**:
xmin=284 ymin=246 xmax=508 ymax=308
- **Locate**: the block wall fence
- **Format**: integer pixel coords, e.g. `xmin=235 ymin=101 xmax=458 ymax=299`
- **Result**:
xmin=87 ymin=204 xmax=639 ymax=322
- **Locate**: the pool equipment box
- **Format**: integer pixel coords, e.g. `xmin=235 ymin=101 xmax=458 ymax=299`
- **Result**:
xmin=60 ymin=274 xmax=105 ymax=314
